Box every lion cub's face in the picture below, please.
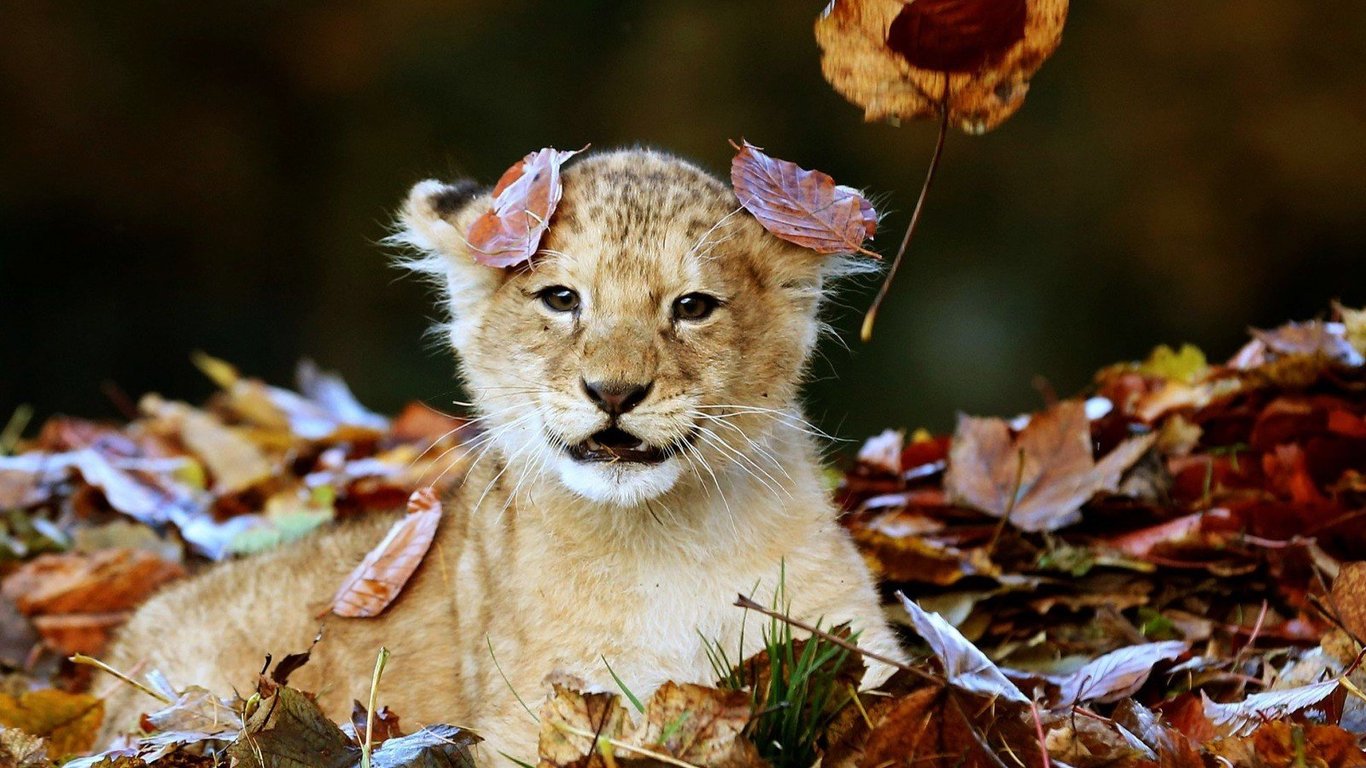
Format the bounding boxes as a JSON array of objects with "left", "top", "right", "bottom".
[{"left": 401, "top": 150, "right": 839, "bottom": 506}]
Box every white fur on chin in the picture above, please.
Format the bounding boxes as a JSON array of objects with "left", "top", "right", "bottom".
[{"left": 554, "top": 454, "right": 684, "bottom": 506}]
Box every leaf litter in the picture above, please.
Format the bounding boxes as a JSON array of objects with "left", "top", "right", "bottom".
[{"left": 3, "top": 305, "right": 1366, "bottom": 766}]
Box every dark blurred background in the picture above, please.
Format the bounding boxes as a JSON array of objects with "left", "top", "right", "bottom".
[{"left": 3, "top": 1, "right": 1365, "bottom": 443}]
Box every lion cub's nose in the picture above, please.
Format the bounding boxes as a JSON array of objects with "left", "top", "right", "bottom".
[{"left": 582, "top": 379, "right": 652, "bottom": 416}]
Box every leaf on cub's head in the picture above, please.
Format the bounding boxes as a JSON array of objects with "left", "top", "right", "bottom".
[
  {"left": 730, "top": 140, "right": 878, "bottom": 257},
  {"left": 815, "top": 0, "right": 1068, "bottom": 134},
  {"left": 466, "top": 147, "right": 583, "bottom": 268},
  {"left": 330, "top": 487, "right": 442, "bottom": 618}
]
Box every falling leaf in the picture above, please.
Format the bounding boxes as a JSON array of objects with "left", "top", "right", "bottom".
[
  {"left": 1057, "top": 640, "right": 1188, "bottom": 706},
  {"left": 943, "top": 400, "right": 1156, "bottom": 532},
  {"left": 815, "top": 0, "right": 1069, "bottom": 133},
  {"left": 0, "top": 690, "right": 103, "bottom": 757},
  {"left": 729, "top": 140, "right": 878, "bottom": 256},
  {"left": 467, "top": 147, "right": 582, "bottom": 268},
  {"left": 896, "top": 592, "right": 1028, "bottom": 703},
  {"left": 331, "top": 488, "right": 442, "bottom": 618}
]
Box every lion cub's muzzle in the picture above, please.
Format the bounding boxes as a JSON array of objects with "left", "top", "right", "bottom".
[{"left": 566, "top": 378, "right": 693, "bottom": 464}]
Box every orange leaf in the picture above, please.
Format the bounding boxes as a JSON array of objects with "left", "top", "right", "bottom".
[
  {"left": 815, "top": 0, "right": 1068, "bottom": 133},
  {"left": 729, "top": 141, "right": 877, "bottom": 256},
  {"left": 466, "top": 146, "right": 583, "bottom": 268},
  {"left": 330, "top": 487, "right": 441, "bottom": 618}
]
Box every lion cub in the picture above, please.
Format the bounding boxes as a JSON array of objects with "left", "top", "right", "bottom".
[{"left": 102, "top": 148, "right": 904, "bottom": 762}]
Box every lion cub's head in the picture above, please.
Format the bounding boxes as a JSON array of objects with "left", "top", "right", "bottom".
[{"left": 397, "top": 149, "right": 865, "bottom": 506}]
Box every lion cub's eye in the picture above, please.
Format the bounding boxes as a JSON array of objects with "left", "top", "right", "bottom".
[
  {"left": 672, "top": 293, "right": 719, "bottom": 322},
  {"left": 538, "top": 286, "right": 580, "bottom": 313}
]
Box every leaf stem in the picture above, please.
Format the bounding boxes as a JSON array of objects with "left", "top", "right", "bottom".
[
  {"left": 362, "top": 646, "right": 391, "bottom": 768},
  {"left": 861, "top": 83, "right": 951, "bottom": 342},
  {"left": 70, "top": 653, "right": 174, "bottom": 705}
]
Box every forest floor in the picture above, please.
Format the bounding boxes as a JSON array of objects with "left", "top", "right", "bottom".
[{"left": 2, "top": 304, "right": 1365, "bottom": 768}]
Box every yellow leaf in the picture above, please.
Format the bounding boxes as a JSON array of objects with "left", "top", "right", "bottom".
[{"left": 0, "top": 689, "right": 103, "bottom": 757}]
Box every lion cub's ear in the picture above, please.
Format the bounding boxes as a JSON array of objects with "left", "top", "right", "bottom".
[{"left": 395, "top": 179, "right": 501, "bottom": 351}]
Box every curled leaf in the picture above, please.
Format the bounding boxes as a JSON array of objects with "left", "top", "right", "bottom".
[
  {"left": 466, "top": 147, "right": 583, "bottom": 268},
  {"left": 815, "top": 0, "right": 1068, "bottom": 133},
  {"left": 896, "top": 591, "right": 1028, "bottom": 703},
  {"left": 330, "top": 488, "right": 442, "bottom": 618},
  {"left": 730, "top": 140, "right": 878, "bottom": 256}
]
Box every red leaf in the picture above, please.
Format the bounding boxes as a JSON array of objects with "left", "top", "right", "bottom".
[
  {"left": 466, "top": 146, "right": 582, "bottom": 268},
  {"left": 887, "top": 0, "right": 1028, "bottom": 73},
  {"left": 729, "top": 141, "right": 878, "bottom": 256},
  {"left": 330, "top": 487, "right": 442, "bottom": 618}
]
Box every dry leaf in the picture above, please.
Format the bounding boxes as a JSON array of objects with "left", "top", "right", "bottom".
[
  {"left": 1202, "top": 680, "right": 1342, "bottom": 738},
  {"left": 815, "top": 0, "right": 1068, "bottom": 133},
  {"left": 538, "top": 682, "right": 760, "bottom": 768},
  {"left": 0, "top": 726, "right": 49, "bottom": 768},
  {"left": 1249, "top": 721, "right": 1366, "bottom": 768},
  {"left": 467, "top": 147, "right": 582, "bottom": 268},
  {"left": 330, "top": 487, "right": 442, "bottom": 618},
  {"left": 140, "top": 395, "right": 273, "bottom": 495},
  {"left": 2, "top": 548, "right": 185, "bottom": 616},
  {"left": 896, "top": 592, "right": 1027, "bottom": 703},
  {"left": 1331, "top": 562, "right": 1366, "bottom": 641},
  {"left": 944, "top": 400, "right": 1156, "bottom": 532},
  {"left": 0, "top": 689, "right": 103, "bottom": 757},
  {"left": 730, "top": 140, "right": 878, "bottom": 256},
  {"left": 1057, "top": 641, "right": 1187, "bottom": 706},
  {"left": 538, "top": 685, "right": 632, "bottom": 768}
]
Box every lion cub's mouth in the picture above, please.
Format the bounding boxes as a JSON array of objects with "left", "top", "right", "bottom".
[{"left": 568, "top": 427, "right": 669, "bottom": 464}]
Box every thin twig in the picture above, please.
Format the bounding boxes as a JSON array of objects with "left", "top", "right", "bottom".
[
  {"left": 861, "top": 78, "right": 952, "bottom": 342},
  {"left": 550, "top": 722, "right": 701, "bottom": 768},
  {"left": 732, "top": 594, "right": 940, "bottom": 684},
  {"left": 362, "top": 646, "right": 391, "bottom": 768}
]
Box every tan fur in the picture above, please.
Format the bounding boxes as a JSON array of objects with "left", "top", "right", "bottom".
[{"left": 101, "top": 149, "right": 903, "bottom": 763}]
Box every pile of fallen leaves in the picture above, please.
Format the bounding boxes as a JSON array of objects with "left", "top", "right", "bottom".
[{"left": 3, "top": 305, "right": 1366, "bottom": 767}]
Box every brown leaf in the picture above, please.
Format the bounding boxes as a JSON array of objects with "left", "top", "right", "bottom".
[
  {"left": 538, "top": 685, "right": 632, "bottom": 768},
  {"left": 730, "top": 141, "right": 878, "bottom": 256},
  {"left": 859, "top": 687, "right": 1035, "bottom": 768},
  {"left": 467, "top": 147, "right": 582, "bottom": 268},
  {"left": 815, "top": 0, "right": 1068, "bottom": 133},
  {"left": 1249, "top": 721, "right": 1366, "bottom": 768},
  {"left": 348, "top": 701, "right": 403, "bottom": 747},
  {"left": 943, "top": 400, "right": 1156, "bottom": 532},
  {"left": 330, "top": 487, "right": 442, "bottom": 618},
  {"left": 0, "top": 726, "right": 50, "bottom": 768},
  {"left": 633, "top": 682, "right": 759, "bottom": 768},
  {"left": 0, "top": 689, "right": 103, "bottom": 758},
  {"left": 30, "top": 612, "right": 128, "bottom": 656},
  {"left": 1330, "top": 562, "right": 1366, "bottom": 642},
  {"left": 2, "top": 548, "right": 185, "bottom": 616}
]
